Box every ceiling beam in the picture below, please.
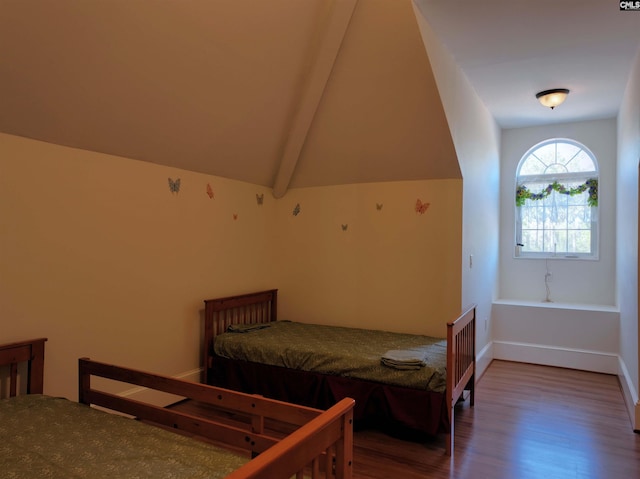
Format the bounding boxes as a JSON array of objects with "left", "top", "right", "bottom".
[{"left": 272, "top": 0, "right": 358, "bottom": 198}]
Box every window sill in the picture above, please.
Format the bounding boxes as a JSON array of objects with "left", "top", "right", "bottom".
[
  {"left": 493, "top": 299, "right": 618, "bottom": 313},
  {"left": 514, "top": 253, "right": 599, "bottom": 261}
]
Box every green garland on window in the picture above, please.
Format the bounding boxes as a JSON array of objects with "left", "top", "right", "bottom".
[{"left": 516, "top": 178, "right": 598, "bottom": 207}]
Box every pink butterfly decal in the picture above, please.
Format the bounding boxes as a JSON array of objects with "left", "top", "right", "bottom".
[
  {"left": 206, "top": 183, "right": 214, "bottom": 199},
  {"left": 415, "top": 199, "right": 430, "bottom": 214}
]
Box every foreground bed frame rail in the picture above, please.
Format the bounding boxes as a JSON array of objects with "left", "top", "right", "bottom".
[
  {"left": 203, "top": 290, "right": 476, "bottom": 456},
  {"left": 79, "top": 358, "right": 354, "bottom": 479},
  {"left": 0, "top": 338, "right": 47, "bottom": 398}
]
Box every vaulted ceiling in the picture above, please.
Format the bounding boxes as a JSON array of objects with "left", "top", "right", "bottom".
[
  {"left": 2, "top": 1, "right": 638, "bottom": 197},
  {"left": 0, "top": 0, "right": 459, "bottom": 197}
]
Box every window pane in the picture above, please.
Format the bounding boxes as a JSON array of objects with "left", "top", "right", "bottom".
[
  {"left": 566, "top": 189, "right": 589, "bottom": 206},
  {"left": 568, "top": 230, "right": 591, "bottom": 254},
  {"left": 555, "top": 143, "right": 581, "bottom": 166},
  {"left": 566, "top": 150, "right": 596, "bottom": 172},
  {"left": 521, "top": 204, "right": 542, "bottom": 229},
  {"left": 567, "top": 206, "right": 590, "bottom": 229},
  {"left": 522, "top": 229, "right": 542, "bottom": 252},
  {"left": 546, "top": 230, "right": 567, "bottom": 254},
  {"left": 532, "top": 143, "right": 556, "bottom": 165},
  {"left": 545, "top": 163, "right": 568, "bottom": 174},
  {"left": 519, "top": 156, "right": 546, "bottom": 175},
  {"left": 515, "top": 138, "right": 598, "bottom": 258}
]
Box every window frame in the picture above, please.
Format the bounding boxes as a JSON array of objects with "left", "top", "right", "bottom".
[{"left": 514, "top": 138, "right": 599, "bottom": 260}]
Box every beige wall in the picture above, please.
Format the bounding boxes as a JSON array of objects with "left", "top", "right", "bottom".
[
  {"left": 0, "top": 133, "right": 276, "bottom": 399},
  {"left": 274, "top": 181, "right": 462, "bottom": 337},
  {"left": 1, "top": 133, "right": 462, "bottom": 400}
]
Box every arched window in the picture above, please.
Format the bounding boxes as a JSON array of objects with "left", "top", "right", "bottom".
[{"left": 515, "top": 138, "right": 599, "bottom": 259}]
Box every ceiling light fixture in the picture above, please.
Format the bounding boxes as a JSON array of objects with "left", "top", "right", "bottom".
[{"left": 536, "top": 88, "right": 570, "bottom": 110}]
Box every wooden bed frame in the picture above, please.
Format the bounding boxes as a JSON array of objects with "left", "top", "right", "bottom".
[
  {"left": 203, "top": 289, "right": 476, "bottom": 455},
  {"left": 0, "top": 337, "right": 47, "bottom": 397},
  {"left": 1, "top": 338, "right": 355, "bottom": 479}
]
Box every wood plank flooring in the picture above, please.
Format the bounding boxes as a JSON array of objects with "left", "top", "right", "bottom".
[
  {"left": 174, "top": 360, "right": 640, "bottom": 478},
  {"left": 352, "top": 360, "right": 640, "bottom": 479}
]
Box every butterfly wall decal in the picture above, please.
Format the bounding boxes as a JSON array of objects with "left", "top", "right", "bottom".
[
  {"left": 168, "top": 178, "right": 181, "bottom": 194},
  {"left": 415, "top": 198, "right": 430, "bottom": 214},
  {"left": 233, "top": 213, "right": 238, "bottom": 220},
  {"left": 256, "top": 193, "right": 264, "bottom": 205},
  {"left": 206, "top": 183, "right": 214, "bottom": 199},
  {"left": 293, "top": 203, "right": 301, "bottom": 216},
  {"left": 341, "top": 224, "right": 348, "bottom": 231},
  {"left": 376, "top": 203, "right": 383, "bottom": 211}
]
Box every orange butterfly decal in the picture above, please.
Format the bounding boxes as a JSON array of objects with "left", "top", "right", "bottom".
[{"left": 415, "top": 199, "right": 430, "bottom": 214}]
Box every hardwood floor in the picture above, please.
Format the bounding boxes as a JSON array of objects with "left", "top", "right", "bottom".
[
  {"left": 352, "top": 360, "right": 640, "bottom": 479},
  {"left": 173, "top": 360, "right": 640, "bottom": 478}
]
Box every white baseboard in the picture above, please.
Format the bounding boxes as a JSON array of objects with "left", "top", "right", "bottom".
[
  {"left": 118, "top": 367, "right": 203, "bottom": 407},
  {"left": 475, "top": 341, "right": 493, "bottom": 379},
  {"left": 617, "top": 356, "right": 640, "bottom": 431},
  {"left": 492, "top": 340, "right": 619, "bottom": 374}
]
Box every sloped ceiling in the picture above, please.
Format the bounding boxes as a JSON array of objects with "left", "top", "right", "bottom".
[{"left": 0, "top": 0, "right": 460, "bottom": 196}]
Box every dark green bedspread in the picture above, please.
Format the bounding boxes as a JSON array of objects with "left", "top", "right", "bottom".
[
  {"left": 0, "top": 395, "right": 248, "bottom": 479},
  {"left": 214, "top": 321, "right": 447, "bottom": 392}
]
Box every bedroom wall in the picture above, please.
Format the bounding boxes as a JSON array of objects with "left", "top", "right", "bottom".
[
  {"left": 616, "top": 48, "right": 640, "bottom": 429},
  {"left": 1, "top": 132, "right": 466, "bottom": 401},
  {"left": 499, "top": 118, "right": 617, "bottom": 306},
  {"left": 492, "top": 120, "right": 620, "bottom": 375},
  {"left": 0, "top": 133, "right": 277, "bottom": 401},
  {"left": 273, "top": 180, "right": 462, "bottom": 338},
  {"left": 413, "top": 2, "right": 501, "bottom": 375}
]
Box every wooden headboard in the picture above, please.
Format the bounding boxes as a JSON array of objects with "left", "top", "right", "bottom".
[
  {"left": 203, "top": 289, "right": 277, "bottom": 381},
  {"left": 0, "top": 338, "right": 47, "bottom": 398}
]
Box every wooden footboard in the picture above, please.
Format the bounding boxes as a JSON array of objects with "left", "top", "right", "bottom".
[
  {"left": 0, "top": 338, "right": 47, "bottom": 398},
  {"left": 446, "top": 304, "right": 476, "bottom": 455},
  {"left": 79, "top": 358, "right": 354, "bottom": 479}
]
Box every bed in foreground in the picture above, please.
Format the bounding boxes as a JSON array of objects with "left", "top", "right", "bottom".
[
  {"left": 203, "top": 289, "right": 476, "bottom": 455},
  {"left": 0, "top": 338, "right": 354, "bottom": 479}
]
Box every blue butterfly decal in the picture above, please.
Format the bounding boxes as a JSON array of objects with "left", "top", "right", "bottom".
[
  {"left": 168, "top": 177, "right": 181, "bottom": 194},
  {"left": 256, "top": 193, "right": 264, "bottom": 205},
  {"left": 293, "top": 203, "right": 301, "bottom": 216}
]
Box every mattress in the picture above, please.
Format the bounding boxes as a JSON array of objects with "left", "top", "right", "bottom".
[
  {"left": 214, "top": 320, "right": 447, "bottom": 392},
  {"left": 0, "top": 394, "right": 248, "bottom": 479}
]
